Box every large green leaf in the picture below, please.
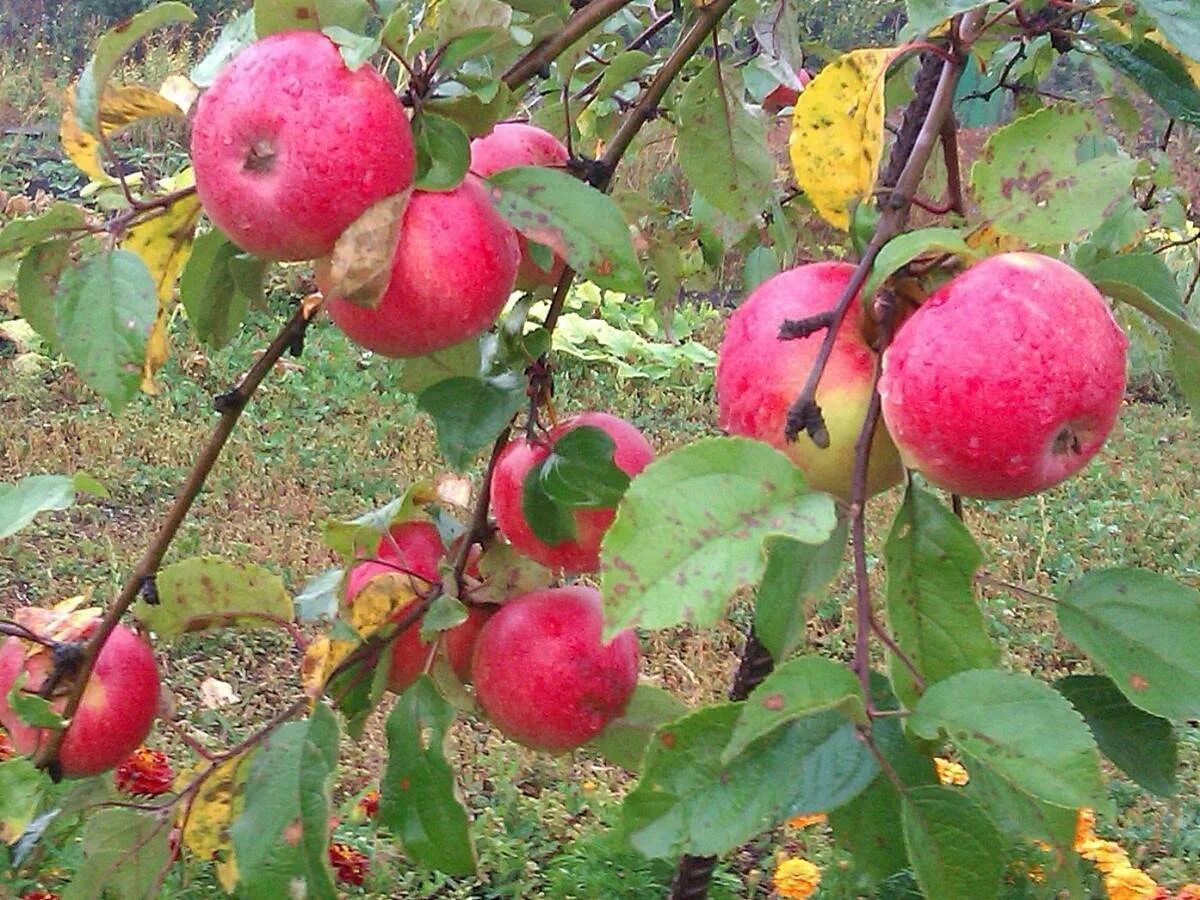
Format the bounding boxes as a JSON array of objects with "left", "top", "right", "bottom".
[
  {"left": 621, "top": 704, "right": 876, "bottom": 859},
  {"left": 908, "top": 670, "right": 1110, "bottom": 813},
  {"left": 416, "top": 375, "right": 524, "bottom": 471},
  {"left": 600, "top": 437, "right": 837, "bottom": 637},
  {"left": 863, "top": 228, "right": 978, "bottom": 299},
  {"left": 132, "top": 556, "right": 294, "bottom": 639},
  {"left": 321, "top": 484, "right": 431, "bottom": 561},
  {"left": 254, "top": 0, "right": 369, "bottom": 37},
  {"left": 0, "top": 203, "right": 88, "bottom": 258},
  {"left": 0, "top": 472, "right": 106, "bottom": 540},
  {"left": 1056, "top": 674, "right": 1177, "bottom": 796},
  {"left": 901, "top": 786, "right": 1005, "bottom": 900},
  {"left": 1136, "top": 0, "right": 1200, "bottom": 62},
  {"left": 1058, "top": 568, "right": 1200, "bottom": 721},
  {"left": 676, "top": 61, "right": 775, "bottom": 226},
  {"left": 904, "top": 0, "right": 993, "bottom": 36},
  {"left": 179, "top": 230, "right": 265, "bottom": 349},
  {"left": 487, "top": 167, "right": 644, "bottom": 294},
  {"left": 55, "top": 250, "right": 158, "bottom": 411},
  {"left": 62, "top": 808, "right": 172, "bottom": 900},
  {"left": 970, "top": 106, "right": 1137, "bottom": 245},
  {"left": 962, "top": 762, "right": 1077, "bottom": 849},
  {"left": 190, "top": 9, "right": 256, "bottom": 86},
  {"left": 412, "top": 113, "right": 470, "bottom": 192},
  {"left": 1093, "top": 37, "right": 1200, "bottom": 125},
  {"left": 0, "top": 759, "right": 48, "bottom": 845},
  {"left": 884, "top": 486, "right": 998, "bottom": 707},
  {"left": 753, "top": 520, "right": 848, "bottom": 663},
  {"left": 589, "top": 684, "right": 689, "bottom": 773},
  {"left": 17, "top": 240, "right": 70, "bottom": 349},
  {"left": 380, "top": 677, "right": 475, "bottom": 875},
  {"left": 229, "top": 704, "right": 339, "bottom": 900}
]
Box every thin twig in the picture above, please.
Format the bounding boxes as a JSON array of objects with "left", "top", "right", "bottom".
[{"left": 502, "top": 0, "right": 637, "bottom": 89}]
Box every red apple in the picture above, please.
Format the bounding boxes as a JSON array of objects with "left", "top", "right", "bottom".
[
  {"left": 190, "top": 30, "right": 415, "bottom": 261},
  {"left": 716, "top": 261, "right": 903, "bottom": 500},
  {"left": 0, "top": 622, "right": 160, "bottom": 778},
  {"left": 469, "top": 122, "right": 570, "bottom": 289},
  {"left": 322, "top": 176, "right": 520, "bottom": 357},
  {"left": 489, "top": 412, "right": 654, "bottom": 573},
  {"left": 471, "top": 585, "right": 639, "bottom": 752},
  {"left": 879, "top": 252, "right": 1128, "bottom": 499}
]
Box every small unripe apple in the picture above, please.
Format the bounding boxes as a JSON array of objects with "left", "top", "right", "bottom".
[
  {"left": 879, "top": 252, "right": 1128, "bottom": 499},
  {"left": 0, "top": 623, "right": 160, "bottom": 778},
  {"left": 471, "top": 586, "right": 639, "bottom": 752},
  {"left": 190, "top": 30, "right": 415, "bottom": 261},
  {"left": 469, "top": 122, "right": 570, "bottom": 289},
  {"left": 716, "top": 261, "right": 903, "bottom": 500},
  {"left": 489, "top": 412, "right": 655, "bottom": 573},
  {"left": 322, "top": 177, "right": 520, "bottom": 357}
]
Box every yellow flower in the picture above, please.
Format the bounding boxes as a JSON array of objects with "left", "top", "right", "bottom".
[
  {"left": 773, "top": 857, "right": 820, "bottom": 899},
  {"left": 934, "top": 757, "right": 969, "bottom": 786},
  {"left": 786, "top": 813, "right": 827, "bottom": 830},
  {"left": 1074, "top": 807, "right": 1097, "bottom": 848},
  {"left": 1103, "top": 865, "right": 1161, "bottom": 900},
  {"left": 1177, "top": 884, "right": 1200, "bottom": 900},
  {"left": 1076, "top": 837, "right": 1131, "bottom": 874}
]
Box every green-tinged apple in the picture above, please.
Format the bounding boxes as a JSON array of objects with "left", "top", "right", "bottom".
[
  {"left": 470, "top": 121, "right": 570, "bottom": 289},
  {"left": 0, "top": 617, "right": 159, "bottom": 778},
  {"left": 716, "top": 261, "right": 903, "bottom": 500},
  {"left": 190, "top": 30, "right": 415, "bottom": 261},
  {"left": 471, "top": 586, "right": 639, "bottom": 752},
  {"left": 322, "top": 177, "right": 520, "bottom": 357},
  {"left": 490, "top": 412, "right": 654, "bottom": 573},
  {"left": 879, "top": 252, "right": 1128, "bottom": 499}
]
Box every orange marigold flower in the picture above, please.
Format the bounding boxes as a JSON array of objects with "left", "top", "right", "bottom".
[
  {"left": 1177, "top": 884, "right": 1200, "bottom": 900},
  {"left": 1076, "top": 837, "right": 1131, "bottom": 875},
  {"left": 357, "top": 789, "right": 380, "bottom": 819},
  {"left": 934, "top": 757, "right": 969, "bottom": 786},
  {"left": 1074, "top": 807, "right": 1097, "bottom": 848},
  {"left": 1027, "top": 864, "right": 1046, "bottom": 884},
  {"left": 329, "top": 841, "right": 369, "bottom": 886},
  {"left": 773, "top": 856, "right": 820, "bottom": 899},
  {"left": 114, "top": 748, "right": 174, "bottom": 797},
  {"left": 1104, "top": 866, "right": 1161, "bottom": 900},
  {"left": 0, "top": 729, "right": 12, "bottom": 762},
  {"left": 785, "top": 813, "right": 827, "bottom": 830}
]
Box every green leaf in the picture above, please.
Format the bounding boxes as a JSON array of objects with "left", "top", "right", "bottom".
[
  {"left": 61, "top": 808, "right": 172, "bottom": 900},
  {"left": 724, "top": 656, "right": 866, "bottom": 764},
  {"left": 321, "top": 485, "right": 431, "bottom": 561},
  {"left": 416, "top": 376, "right": 525, "bottom": 471},
  {"left": 0, "top": 203, "right": 88, "bottom": 258},
  {"left": 0, "top": 472, "right": 105, "bottom": 540},
  {"left": 324, "top": 25, "right": 380, "bottom": 69},
  {"left": 430, "top": 0, "right": 511, "bottom": 48},
  {"left": 413, "top": 113, "right": 471, "bottom": 192},
  {"left": 254, "top": 0, "right": 369, "bottom": 37},
  {"left": 520, "top": 467, "right": 578, "bottom": 545},
  {"left": 901, "top": 786, "right": 1005, "bottom": 900},
  {"left": 589, "top": 684, "right": 688, "bottom": 772},
  {"left": 676, "top": 62, "right": 775, "bottom": 226},
  {"left": 1135, "top": 0, "right": 1200, "bottom": 62},
  {"left": 538, "top": 425, "right": 631, "bottom": 508},
  {"left": 180, "top": 230, "right": 265, "bottom": 349},
  {"left": 884, "top": 486, "right": 998, "bottom": 707},
  {"left": 326, "top": 646, "right": 391, "bottom": 739},
  {"left": 75, "top": 2, "right": 197, "bottom": 133},
  {"left": 419, "top": 594, "right": 468, "bottom": 642},
  {"left": 397, "top": 340, "right": 482, "bottom": 394},
  {"left": 1079, "top": 252, "right": 1181, "bottom": 315},
  {"left": 17, "top": 240, "right": 70, "bottom": 349},
  {"left": 621, "top": 704, "right": 876, "bottom": 858},
  {"left": 487, "top": 167, "right": 644, "bottom": 294},
  {"left": 7, "top": 672, "right": 65, "bottom": 730},
  {"left": 963, "top": 764, "right": 1075, "bottom": 852},
  {"left": 1058, "top": 568, "right": 1200, "bottom": 721},
  {"left": 132, "top": 556, "right": 293, "bottom": 639},
  {"left": 863, "top": 228, "right": 978, "bottom": 298},
  {"left": 595, "top": 50, "right": 652, "bottom": 99},
  {"left": 742, "top": 245, "right": 780, "bottom": 293},
  {"left": 0, "top": 758, "right": 48, "bottom": 845},
  {"left": 1056, "top": 674, "right": 1177, "bottom": 796},
  {"left": 380, "top": 677, "right": 476, "bottom": 875},
  {"left": 970, "top": 105, "right": 1137, "bottom": 245},
  {"left": 753, "top": 520, "right": 848, "bottom": 662},
  {"left": 230, "top": 703, "right": 340, "bottom": 900},
  {"left": 425, "top": 82, "right": 516, "bottom": 137},
  {"left": 600, "top": 437, "right": 837, "bottom": 637},
  {"left": 908, "top": 670, "right": 1110, "bottom": 813},
  {"left": 55, "top": 249, "right": 157, "bottom": 411},
  {"left": 191, "top": 9, "right": 256, "bottom": 87},
  {"left": 905, "top": 0, "right": 993, "bottom": 37},
  {"left": 1093, "top": 37, "right": 1200, "bottom": 126},
  {"left": 295, "top": 567, "right": 344, "bottom": 622}
]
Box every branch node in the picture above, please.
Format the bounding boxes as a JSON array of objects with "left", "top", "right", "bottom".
[
  {"left": 786, "top": 399, "right": 829, "bottom": 448},
  {"left": 212, "top": 389, "right": 245, "bottom": 414},
  {"left": 778, "top": 312, "right": 834, "bottom": 341},
  {"left": 139, "top": 575, "right": 160, "bottom": 606}
]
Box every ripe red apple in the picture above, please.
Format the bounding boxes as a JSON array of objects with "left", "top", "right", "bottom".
[
  {"left": 469, "top": 122, "right": 570, "bottom": 289},
  {"left": 190, "top": 30, "right": 415, "bottom": 261},
  {"left": 716, "top": 261, "right": 903, "bottom": 500},
  {"left": 322, "top": 176, "right": 520, "bottom": 357},
  {"left": 0, "top": 622, "right": 160, "bottom": 778},
  {"left": 489, "top": 412, "right": 654, "bottom": 573},
  {"left": 471, "top": 585, "right": 639, "bottom": 752},
  {"left": 879, "top": 252, "right": 1127, "bottom": 499}
]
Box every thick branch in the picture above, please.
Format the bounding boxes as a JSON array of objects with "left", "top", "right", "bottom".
[{"left": 502, "top": 0, "right": 636, "bottom": 90}]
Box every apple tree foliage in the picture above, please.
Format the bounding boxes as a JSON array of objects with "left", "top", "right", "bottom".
[{"left": 2, "top": 0, "right": 1200, "bottom": 896}]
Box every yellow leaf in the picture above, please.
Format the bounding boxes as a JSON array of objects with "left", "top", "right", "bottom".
[
  {"left": 789, "top": 48, "right": 895, "bottom": 230},
  {"left": 347, "top": 571, "right": 422, "bottom": 636},
  {"left": 964, "top": 221, "right": 1027, "bottom": 255},
  {"left": 300, "top": 635, "right": 357, "bottom": 699},
  {"left": 120, "top": 183, "right": 201, "bottom": 393},
  {"left": 60, "top": 84, "right": 183, "bottom": 183},
  {"left": 178, "top": 752, "right": 252, "bottom": 891}
]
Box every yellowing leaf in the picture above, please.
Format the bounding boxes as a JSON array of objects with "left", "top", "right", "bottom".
[
  {"left": 178, "top": 752, "right": 252, "bottom": 891},
  {"left": 789, "top": 48, "right": 895, "bottom": 230},
  {"left": 964, "top": 221, "right": 1027, "bottom": 255},
  {"left": 347, "top": 571, "right": 421, "bottom": 636},
  {"left": 300, "top": 635, "right": 356, "bottom": 699},
  {"left": 60, "top": 84, "right": 183, "bottom": 183},
  {"left": 120, "top": 183, "right": 201, "bottom": 393}
]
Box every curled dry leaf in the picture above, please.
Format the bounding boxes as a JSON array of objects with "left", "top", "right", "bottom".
[
  {"left": 435, "top": 473, "right": 474, "bottom": 511},
  {"left": 198, "top": 677, "right": 239, "bottom": 709},
  {"left": 322, "top": 189, "right": 412, "bottom": 309}
]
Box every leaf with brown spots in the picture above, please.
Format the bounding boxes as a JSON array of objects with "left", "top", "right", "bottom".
[
  {"left": 179, "top": 751, "right": 255, "bottom": 892},
  {"left": 589, "top": 683, "right": 688, "bottom": 772},
  {"left": 320, "top": 190, "right": 410, "bottom": 309}
]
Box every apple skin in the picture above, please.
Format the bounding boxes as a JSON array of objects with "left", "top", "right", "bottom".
[
  {"left": 879, "top": 252, "right": 1128, "bottom": 499},
  {"left": 322, "top": 176, "right": 520, "bottom": 357},
  {"left": 471, "top": 585, "right": 639, "bottom": 752},
  {"left": 0, "top": 624, "right": 160, "bottom": 778},
  {"left": 190, "top": 30, "right": 415, "bottom": 262},
  {"left": 469, "top": 122, "right": 570, "bottom": 289},
  {"left": 489, "top": 412, "right": 655, "bottom": 573},
  {"left": 716, "top": 261, "right": 903, "bottom": 500}
]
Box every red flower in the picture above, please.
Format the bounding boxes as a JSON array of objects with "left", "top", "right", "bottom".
[
  {"left": 357, "top": 789, "right": 380, "bottom": 819},
  {"left": 329, "top": 841, "right": 369, "bottom": 886},
  {"left": 113, "top": 747, "right": 174, "bottom": 797},
  {"left": 21, "top": 891, "right": 60, "bottom": 900}
]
